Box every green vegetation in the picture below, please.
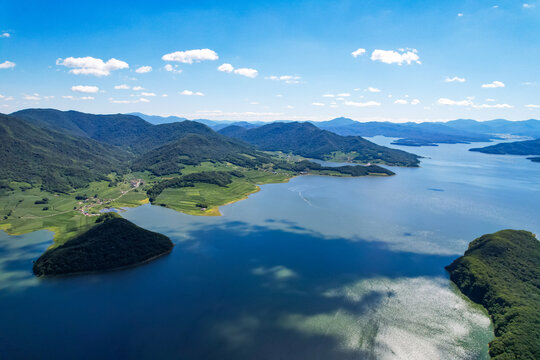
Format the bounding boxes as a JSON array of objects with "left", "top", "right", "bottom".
[
  {"left": 0, "top": 114, "right": 130, "bottom": 192},
  {"left": 33, "top": 214, "right": 173, "bottom": 276},
  {"left": 470, "top": 138, "right": 540, "bottom": 156},
  {"left": 446, "top": 230, "right": 540, "bottom": 359},
  {"left": 218, "top": 122, "right": 420, "bottom": 167}
]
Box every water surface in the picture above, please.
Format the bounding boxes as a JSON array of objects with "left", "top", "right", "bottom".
[{"left": 1, "top": 138, "right": 538, "bottom": 359}]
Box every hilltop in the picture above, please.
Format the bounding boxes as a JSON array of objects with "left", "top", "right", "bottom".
[
  {"left": 470, "top": 138, "right": 540, "bottom": 161},
  {"left": 219, "top": 122, "right": 420, "bottom": 167}
]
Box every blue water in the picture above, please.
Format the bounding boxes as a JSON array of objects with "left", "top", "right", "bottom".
[{"left": 0, "top": 138, "right": 538, "bottom": 359}]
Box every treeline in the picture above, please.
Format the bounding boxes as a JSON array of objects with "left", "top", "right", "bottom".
[
  {"left": 147, "top": 170, "right": 245, "bottom": 201},
  {"left": 276, "top": 160, "right": 394, "bottom": 176},
  {"left": 446, "top": 230, "right": 540, "bottom": 359}
]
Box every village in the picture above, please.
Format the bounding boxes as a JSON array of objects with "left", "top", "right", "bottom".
[{"left": 77, "top": 178, "right": 144, "bottom": 216}]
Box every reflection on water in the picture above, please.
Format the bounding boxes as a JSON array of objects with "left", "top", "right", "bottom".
[{"left": 1, "top": 138, "right": 538, "bottom": 359}]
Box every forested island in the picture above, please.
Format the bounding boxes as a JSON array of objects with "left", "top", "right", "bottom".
[
  {"left": 33, "top": 213, "right": 173, "bottom": 276},
  {"left": 470, "top": 138, "right": 540, "bottom": 162},
  {"left": 446, "top": 230, "right": 540, "bottom": 359}
]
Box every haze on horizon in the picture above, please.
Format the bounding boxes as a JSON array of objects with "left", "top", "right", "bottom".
[{"left": 0, "top": 0, "right": 539, "bottom": 123}]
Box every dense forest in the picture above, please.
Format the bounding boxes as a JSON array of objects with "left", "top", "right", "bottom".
[
  {"left": 219, "top": 122, "right": 420, "bottom": 166},
  {"left": 446, "top": 230, "right": 540, "bottom": 360},
  {"left": 470, "top": 138, "right": 540, "bottom": 156},
  {"left": 33, "top": 214, "right": 173, "bottom": 276},
  {"left": 0, "top": 114, "right": 130, "bottom": 192}
]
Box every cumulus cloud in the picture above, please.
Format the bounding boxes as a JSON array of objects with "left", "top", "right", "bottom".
[
  {"left": 23, "top": 93, "right": 42, "bottom": 101},
  {"left": 367, "top": 87, "right": 381, "bottom": 92},
  {"left": 80, "top": 96, "right": 94, "bottom": 100},
  {"left": 344, "top": 100, "right": 381, "bottom": 107},
  {"left": 114, "top": 84, "right": 130, "bottom": 90},
  {"left": 162, "top": 49, "right": 218, "bottom": 63},
  {"left": 71, "top": 85, "right": 99, "bottom": 93},
  {"left": 218, "top": 63, "right": 234, "bottom": 73},
  {"left": 445, "top": 76, "right": 466, "bottom": 83},
  {"left": 322, "top": 94, "right": 335, "bottom": 98},
  {"left": 337, "top": 93, "right": 350, "bottom": 97},
  {"left": 312, "top": 102, "right": 325, "bottom": 106},
  {"left": 474, "top": 103, "right": 513, "bottom": 109},
  {"left": 394, "top": 99, "right": 408, "bottom": 104},
  {"left": 481, "top": 81, "right": 505, "bottom": 88},
  {"left": 164, "top": 64, "right": 182, "bottom": 73},
  {"left": 0, "top": 60, "right": 15, "bottom": 69},
  {"left": 140, "top": 92, "right": 156, "bottom": 97},
  {"left": 234, "top": 68, "right": 258, "bottom": 78},
  {"left": 0, "top": 33, "right": 10, "bottom": 38},
  {"left": 525, "top": 104, "right": 540, "bottom": 108},
  {"left": 139, "top": 98, "right": 150, "bottom": 103},
  {"left": 371, "top": 49, "right": 420, "bottom": 65},
  {"left": 135, "top": 66, "right": 152, "bottom": 73},
  {"left": 56, "top": 56, "right": 129, "bottom": 76},
  {"left": 411, "top": 99, "right": 421, "bottom": 105},
  {"left": 132, "top": 86, "right": 144, "bottom": 91},
  {"left": 351, "top": 48, "right": 366, "bottom": 58},
  {"left": 218, "top": 63, "right": 258, "bottom": 78},
  {"left": 266, "top": 75, "right": 301, "bottom": 84},
  {"left": 180, "top": 90, "right": 204, "bottom": 96}
]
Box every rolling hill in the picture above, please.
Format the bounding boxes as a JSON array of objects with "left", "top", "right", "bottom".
[
  {"left": 219, "top": 122, "right": 420, "bottom": 167},
  {"left": 0, "top": 113, "right": 130, "bottom": 192},
  {"left": 470, "top": 138, "right": 540, "bottom": 161}
]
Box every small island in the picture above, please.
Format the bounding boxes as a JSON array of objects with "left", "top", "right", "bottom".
[
  {"left": 33, "top": 213, "right": 173, "bottom": 277},
  {"left": 446, "top": 230, "right": 540, "bottom": 360},
  {"left": 470, "top": 138, "right": 540, "bottom": 162}
]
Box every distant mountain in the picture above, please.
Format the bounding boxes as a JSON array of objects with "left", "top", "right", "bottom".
[
  {"left": 470, "top": 138, "right": 540, "bottom": 161},
  {"left": 313, "top": 118, "right": 493, "bottom": 146},
  {"left": 446, "top": 119, "right": 540, "bottom": 138},
  {"left": 132, "top": 133, "right": 272, "bottom": 176},
  {"left": 12, "top": 109, "right": 216, "bottom": 154},
  {"left": 128, "top": 112, "right": 187, "bottom": 125},
  {"left": 0, "top": 113, "right": 130, "bottom": 192},
  {"left": 219, "top": 122, "right": 420, "bottom": 167}
]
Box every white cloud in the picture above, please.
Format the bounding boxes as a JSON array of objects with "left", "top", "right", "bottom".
[
  {"left": 437, "top": 98, "right": 473, "bottom": 106},
  {"left": 523, "top": 3, "right": 535, "bottom": 8},
  {"left": 437, "top": 97, "right": 512, "bottom": 109},
  {"left": 286, "top": 105, "right": 294, "bottom": 109},
  {"left": 312, "top": 102, "right": 325, "bottom": 106},
  {"left": 344, "top": 100, "right": 381, "bottom": 107},
  {"left": 367, "top": 87, "right": 381, "bottom": 93},
  {"left": 132, "top": 86, "right": 144, "bottom": 91},
  {"left": 180, "top": 90, "right": 204, "bottom": 96},
  {"left": 162, "top": 94, "right": 168, "bottom": 97},
  {"left": 23, "top": 93, "right": 41, "bottom": 101},
  {"left": 249, "top": 101, "right": 259, "bottom": 105},
  {"left": 56, "top": 56, "right": 128, "bottom": 76},
  {"left": 218, "top": 63, "right": 234, "bottom": 73},
  {"left": 351, "top": 48, "right": 366, "bottom": 58},
  {"left": 411, "top": 99, "right": 421, "bottom": 105},
  {"left": 62, "top": 95, "right": 74, "bottom": 99},
  {"left": 164, "top": 64, "right": 182, "bottom": 73},
  {"left": 135, "top": 66, "right": 152, "bottom": 74},
  {"left": 525, "top": 104, "right": 540, "bottom": 108},
  {"left": 114, "top": 84, "right": 130, "bottom": 90},
  {"left": 80, "top": 96, "right": 94, "bottom": 100},
  {"left": 266, "top": 75, "right": 301, "bottom": 84},
  {"left": 370, "top": 49, "right": 420, "bottom": 65},
  {"left": 481, "top": 80, "right": 505, "bottom": 88},
  {"left": 140, "top": 92, "right": 156, "bottom": 96},
  {"left": 336, "top": 93, "right": 350, "bottom": 97},
  {"left": 0, "top": 33, "right": 10, "bottom": 38},
  {"left": 162, "top": 49, "right": 218, "bottom": 64},
  {"left": 394, "top": 99, "right": 408, "bottom": 105},
  {"left": 485, "top": 98, "right": 496, "bottom": 102},
  {"left": 322, "top": 94, "right": 335, "bottom": 98},
  {"left": 110, "top": 99, "right": 132, "bottom": 104},
  {"left": 138, "top": 98, "right": 150, "bottom": 103},
  {"left": 445, "top": 76, "right": 466, "bottom": 83},
  {"left": 457, "top": 13, "right": 464, "bottom": 16},
  {"left": 71, "top": 85, "right": 99, "bottom": 93},
  {"left": 234, "top": 68, "right": 258, "bottom": 78},
  {"left": 0, "top": 60, "right": 15, "bottom": 69}
]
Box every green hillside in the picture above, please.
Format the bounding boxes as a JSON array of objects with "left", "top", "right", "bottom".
[
  {"left": 0, "top": 114, "right": 130, "bottom": 193},
  {"left": 219, "top": 122, "right": 420, "bottom": 167},
  {"left": 446, "top": 230, "right": 540, "bottom": 360},
  {"left": 470, "top": 138, "right": 540, "bottom": 159}
]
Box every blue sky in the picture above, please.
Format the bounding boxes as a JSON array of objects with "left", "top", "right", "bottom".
[{"left": 1, "top": 0, "right": 539, "bottom": 122}]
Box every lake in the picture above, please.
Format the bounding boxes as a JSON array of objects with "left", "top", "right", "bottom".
[{"left": 1, "top": 138, "right": 538, "bottom": 359}]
